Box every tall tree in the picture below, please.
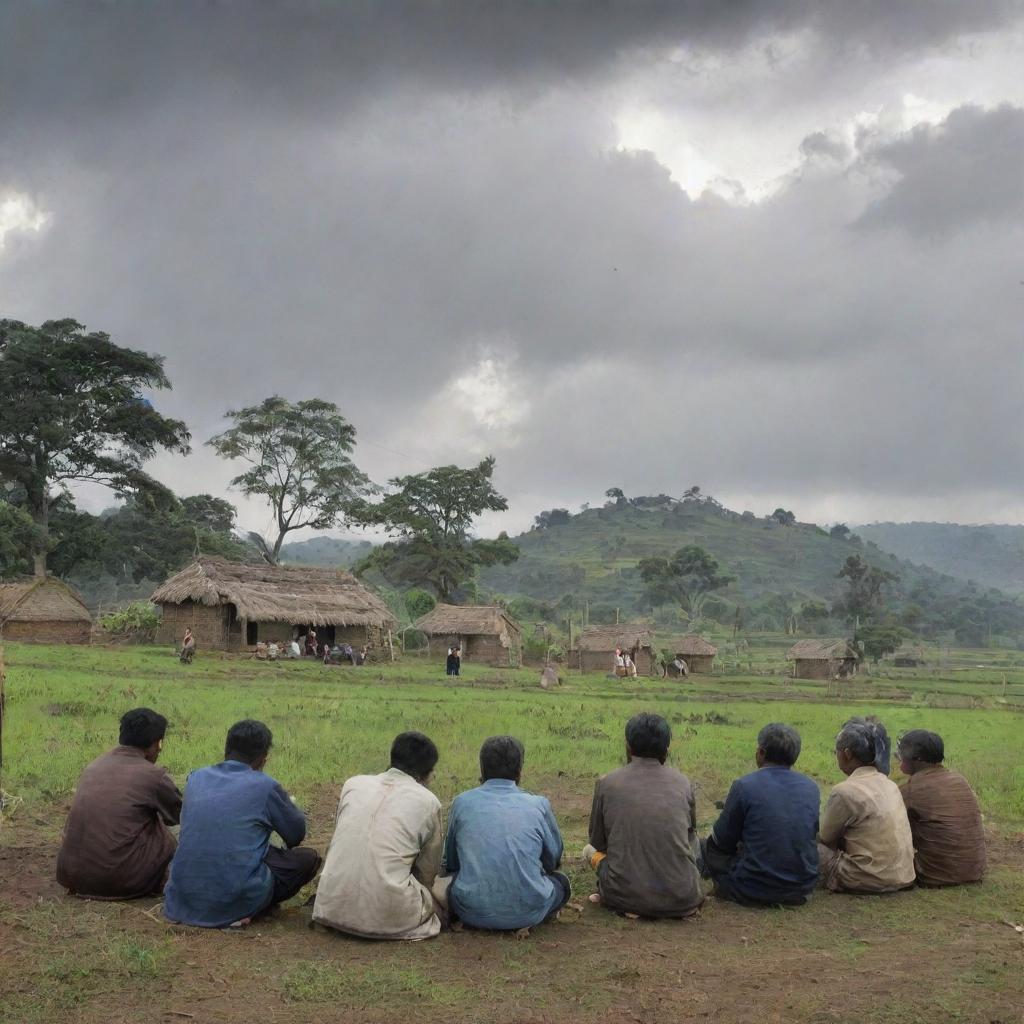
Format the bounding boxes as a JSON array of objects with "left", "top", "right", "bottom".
[
  {"left": 207, "top": 396, "right": 370, "bottom": 564},
  {"left": 0, "top": 319, "right": 191, "bottom": 575},
  {"left": 837, "top": 554, "right": 899, "bottom": 622},
  {"left": 639, "top": 544, "right": 734, "bottom": 620},
  {"left": 354, "top": 457, "right": 518, "bottom": 601}
]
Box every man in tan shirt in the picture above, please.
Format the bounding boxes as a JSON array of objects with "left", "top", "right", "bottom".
[
  {"left": 897, "top": 730, "right": 986, "bottom": 886},
  {"left": 312, "top": 732, "right": 445, "bottom": 940},
  {"left": 818, "top": 719, "right": 915, "bottom": 893}
]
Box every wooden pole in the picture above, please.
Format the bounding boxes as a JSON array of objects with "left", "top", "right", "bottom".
[
  {"left": 0, "top": 646, "right": 6, "bottom": 777},
  {"left": 387, "top": 628, "right": 395, "bottom": 663}
]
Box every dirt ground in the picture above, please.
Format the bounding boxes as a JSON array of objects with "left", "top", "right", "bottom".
[{"left": 2, "top": 798, "right": 1023, "bottom": 1024}]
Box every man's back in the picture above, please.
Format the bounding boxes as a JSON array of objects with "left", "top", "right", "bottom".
[
  {"left": 164, "top": 760, "right": 306, "bottom": 927},
  {"left": 313, "top": 769, "right": 443, "bottom": 939},
  {"left": 444, "top": 780, "right": 564, "bottom": 930},
  {"left": 711, "top": 765, "right": 819, "bottom": 903},
  {"left": 56, "top": 746, "right": 181, "bottom": 899},
  {"left": 901, "top": 765, "right": 986, "bottom": 885},
  {"left": 589, "top": 758, "right": 703, "bottom": 918}
]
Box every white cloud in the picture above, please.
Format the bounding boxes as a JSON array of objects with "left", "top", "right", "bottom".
[{"left": 0, "top": 192, "right": 50, "bottom": 250}]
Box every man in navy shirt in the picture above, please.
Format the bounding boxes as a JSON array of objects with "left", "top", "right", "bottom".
[
  {"left": 164, "top": 720, "right": 320, "bottom": 927},
  {"left": 701, "top": 722, "right": 819, "bottom": 907}
]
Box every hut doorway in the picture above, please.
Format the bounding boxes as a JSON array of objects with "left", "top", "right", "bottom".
[
  {"left": 296, "top": 624, "right": 336, "bottom": 646},
  {"left": 246, "top": 621, "right": 258, "bottom": 645}
]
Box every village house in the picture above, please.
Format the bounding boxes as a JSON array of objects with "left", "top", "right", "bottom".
[
  {"left": 414, "top": 604, "right": 523, "bottom": 667},
  {"left": 571, "top": 624, "right": 657, "bottom": 676},
  {"left": 152, "top": 557, "right": 395, "bottom": 653},
  {"left": 786, "top": 638, "right": 860, "bottom": 680},
  {"left": 675, "top": 634, "right": 718, "bottom": 674},
  {"left": 0, "top": 577, "right": 92, "bottom": 644}
]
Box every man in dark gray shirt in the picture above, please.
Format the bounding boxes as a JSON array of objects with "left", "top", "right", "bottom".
[{"left": 584, "top": 713, "right": 704, "bottom": 918}]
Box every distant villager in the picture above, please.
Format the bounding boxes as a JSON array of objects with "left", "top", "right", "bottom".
[
  {"left": 540, "top": 665, "right": 560, "bottom": 690},
  {"left": 446, "top": 644, "right": 461, "bottom": 677},
  {"left": 180, "top": 627, "right": 196, "bottom": 664}
]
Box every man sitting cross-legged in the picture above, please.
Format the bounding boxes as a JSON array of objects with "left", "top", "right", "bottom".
[
  {"left": 700, "top": 723, "right": 820, "bottom": 906},
  {"left": 818, "top": 718, "right": 915, "bottom": 893},
  {"left": 163, "top": 720, "right": 321, "bottom": 927},
  {"left": 57, "top": 708, "right": 182, "bottom": 900},
  {"left": 897, "top": 729, "right": 986, "bottom": 887},
  {"left": 584, "top": 713, "right": 703, "bottom": 919},
  {"left": 313, "top": 731, "right": 447, "bottom": 940},
  {"left": 442, "top": 736, "right": 570, "bottom": 931}
]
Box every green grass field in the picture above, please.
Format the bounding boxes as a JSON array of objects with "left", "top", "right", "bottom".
[{"left": 2, "top": 642, "right": 1023, "bottom": 1024}]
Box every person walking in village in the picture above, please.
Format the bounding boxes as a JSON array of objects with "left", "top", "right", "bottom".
[
  {"left": 442, "top": 736, "right": 570, "bottom": 931},
  {"left": 818, "top": 718, "right": 915, "bottom": 893},
  {"left": 56, "top": 708, "right": 182, "bottom": 900},
  {"left": 700, "top": 723, "right": 820, "bottom": 906},
  {"left": 313, "top": 732, "right": 446, "bottom": 940},
  {"left": 583, "top": 713, "right": 704, "bottom": 919},
  {"left": 305, "top": 628, "right": 318, "bottom": 656},
  {"left": 180, "top": 627, "right": 195, "bottom": 663},
  {"left": 163, "top": 720, "right": 321, "bottom": 928},
  {"left": 897, "top": 729, "right": 986, "bottom": 886},
  {"left": 613, "top": 646, "right": 626, "bottom": 677},
  {"left": 446, "top": 643, "right": 461, "bottom": 677},
  {"left": 622, "top": 650, "right": 638, "bottom": 678}
]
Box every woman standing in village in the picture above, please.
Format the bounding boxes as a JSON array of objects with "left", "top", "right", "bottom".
[
  {"left": 446, "top": 643, "right": 461, "bottom": 677},
  {"left": 180, "top": 628, "right": 196, "bottom": 664}
]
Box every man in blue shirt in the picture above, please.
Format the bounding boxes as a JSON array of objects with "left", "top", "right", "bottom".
[
  {"left": 442, "top": 735, "right": 569, "bottom": 931},
  {"left": 164, "top": 720, "right": 320, "bottom": 928},
  {"left": 701, "top": 722, "right": 819, "bottom": 907}
]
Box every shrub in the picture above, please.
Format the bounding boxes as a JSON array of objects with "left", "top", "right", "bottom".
[{"left": 99, "top": 602, "right": 160, "bottom": 638}]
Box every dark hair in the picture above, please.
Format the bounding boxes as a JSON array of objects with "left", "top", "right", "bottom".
[
  {"left": 390, "top": 731, "right": 439, "bottom": 780},
  {"left": 479, "top": 735, "right": 524, "bottom": 782},
  {"left": 757, "top": 723, "right": 801, "bottom": 766},
  {"left": 625, "top": 713, "right": 671, "bottom": 763},
  {"left": 836, "top": 717, "right": 891, "bottom": 773},
  {"left": 119, "top": 708, "right": 168, "bottom": 749},
  {"left": 897, "top": 729, "right": 944, "bottom": 765},
  {"left": 225, "top": 719, "right": 273, "bottom": 764}
]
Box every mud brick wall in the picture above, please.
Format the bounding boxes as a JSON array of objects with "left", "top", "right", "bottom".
[
  {"left": 1, "top": 620, "right": 91, "bottom": 644},
  {"left": 156, "top": 602, "right": 227, "bottom": 650}
]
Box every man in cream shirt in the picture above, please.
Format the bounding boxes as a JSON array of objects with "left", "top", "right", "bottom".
[{"left": 313, "top": 732, "right": 445, "bottom": 940}]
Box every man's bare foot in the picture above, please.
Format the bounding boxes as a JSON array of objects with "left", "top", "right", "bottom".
[
  {"left": 514, "top": 927, "right": 531, "bottom": 940},
  {"left": 227, "top": 916, "right": 252, "bottom": 929},
  {"left": 587, "top": 892, "right": 602, "bottom": 905}
]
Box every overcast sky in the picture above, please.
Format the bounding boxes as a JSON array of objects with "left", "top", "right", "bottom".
[{"left": 2, "top": 1, "right": 1023, "bottom": 540}]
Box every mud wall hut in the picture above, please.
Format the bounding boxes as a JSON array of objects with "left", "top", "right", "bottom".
[
  {"left": 675, "top": 635, "right": 718, "bottom": 674},
  {"left": 0, "top": 577, "right": 92, "bottom": 644},
  {"left": 152, "top": 557, "right": 396, "bottom": 653},
  {"left": 786, "top": 638, "right": 859, "bottom": 680},
  {"left": 414, "top": 605, "right": 522, "bottom": 667},
  {"left": 571, "top": 624, "right": 656, "bottom": 676}
]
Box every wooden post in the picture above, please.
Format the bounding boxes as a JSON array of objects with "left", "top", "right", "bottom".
[
  {"left": 0, "top": 646, "right": 5, "bottom": 776},
  {"left": 387, "top": 628, "right": 395, "bottom": 663}
]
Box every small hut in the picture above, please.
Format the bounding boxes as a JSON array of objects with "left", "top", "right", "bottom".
[
  {"left": 0, "top": 577, "right": 92, "bottom": 644},
  {"left": 786, "top": 638, "right": 859, "bottom": 680},
  {"left": 572, "top": 624, "right": 656, "bottom": 676},
  {"left": 675, "top": 635, "right": 718, "bottom": 674},
  {"left": 893, "top": 643, "right": 927, "bottom": 668},
  {"left": 414, "top": 605, "right": 522, "bottom": 667},
  {"left": 152, "top": 557, "right": 395, "bottom": 653}
]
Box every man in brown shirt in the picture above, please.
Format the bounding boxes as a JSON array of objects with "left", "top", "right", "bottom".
[
  {"left": 897, "top": 729, "right": 986, "bottom": 886},
  {"left": 56, "top": 708, "right": 182, "bottom": 900},
  {"left": 584, "top": 713, "right": 703, "bottom": 918}
]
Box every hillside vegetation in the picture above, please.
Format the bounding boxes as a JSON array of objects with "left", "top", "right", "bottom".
[{"left": 856, "top": 522, "right": 1024, "bottom": 594}]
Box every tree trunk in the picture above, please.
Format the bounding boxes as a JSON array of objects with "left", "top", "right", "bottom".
[{"left": 30, "top": 487, "right": 48, "bottom": 577}]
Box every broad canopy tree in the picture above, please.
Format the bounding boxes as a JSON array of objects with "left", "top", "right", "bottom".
[
  {"left": 837, "top": 554, "right": 899, "bottom": 622},
  {"left": 354, "top": 457, "right": 519, "bottom": 602},
  {"left": 639, "top": 544, "right": 734, "bottom": 620},
  {"left": 0, "top": 319, "right": 191, "bottom": 575},
  {"left": 207, "top": 396, "right": 370, "bottom": 564}
]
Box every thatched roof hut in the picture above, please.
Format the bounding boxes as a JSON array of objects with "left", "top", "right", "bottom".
[
  {"left": 0, "top": 577, "right": 92, "bottom": 644},
  {"left": 151, "top": 557, "right": 395, "bottom": 652},
  {"left": 414, "top": 604, "right": 522, "bottom": 667},
  {"left": 675, "top": 634, "right": 718, "bottom": 674},
  {"left": 786, "top": 638, "right": 859, "bottom": 680},
  {"left": 571, "top": 624, "right": 656, "bottom": 676}
]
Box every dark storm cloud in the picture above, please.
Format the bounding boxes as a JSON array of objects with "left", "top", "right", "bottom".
[
  {"left": 2, "top": 2, "right": 1024, "bottom": 530},
  {"left": 856, "top": 104, "right": 1024, "bottom": 235}
]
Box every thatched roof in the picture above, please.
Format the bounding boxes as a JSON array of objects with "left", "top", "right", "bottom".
[
  {"left": 415, "top": 604, "right": 520, "bottom": 637},
  {"left": 676, "top": 635, "right": 717, "bottom": 657},
  {"left": 574, "top": 624, "right": 654, "bottom": 652},
  {"left": 786, "top": 638, "right": 858, "bottom": 661},
  {"left": 0, "top": 577, "right": 91, "bottom": 624},
  {"left": 151, "top": 557, "right": 395, "bottom": 628}
]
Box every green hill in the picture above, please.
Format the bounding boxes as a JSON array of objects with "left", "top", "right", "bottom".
[
  {"left": 476, "top": 498, "right": 1024, "bottom": 642},
  {"left": 855, "top": 522, "right": 1024, "bottom": 595},
  {"left": 279, "top": 536, "right": 373, "bottom": 567}
]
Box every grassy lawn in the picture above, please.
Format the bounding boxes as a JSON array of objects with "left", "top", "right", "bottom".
[{"left": 1, "top": 642, "right": 1023, "bottom": 1024}]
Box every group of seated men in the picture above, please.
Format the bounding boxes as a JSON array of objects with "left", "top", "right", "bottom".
[{"left": 56, "top": 707, "right": 986, "bottom": 934}]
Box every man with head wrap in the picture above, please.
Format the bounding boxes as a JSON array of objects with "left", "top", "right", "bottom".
[{"left": 818, "top": 717, "right": 915, "bottom": 893}]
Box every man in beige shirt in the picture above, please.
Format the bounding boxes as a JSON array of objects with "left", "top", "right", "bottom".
[
  {"left": 312, "top": 732, "right": 445, "bottom": 940},
  {"left": 818, "top": 719, "right": 915, "bottom": 893}
]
